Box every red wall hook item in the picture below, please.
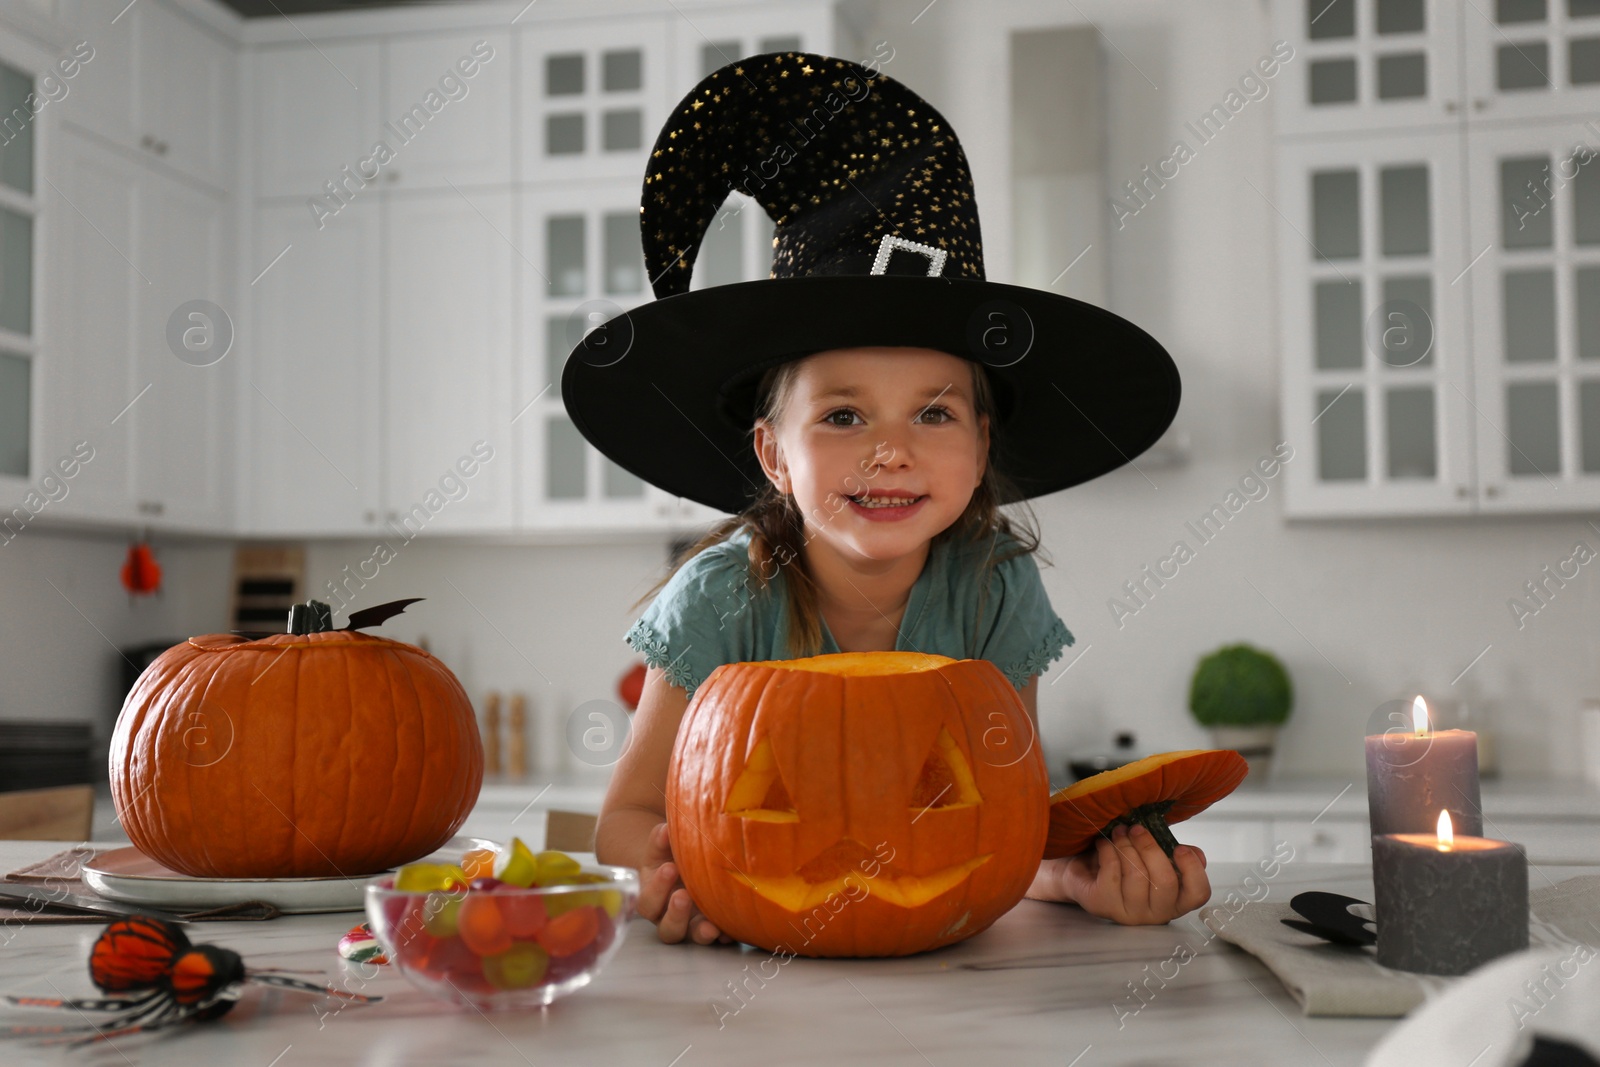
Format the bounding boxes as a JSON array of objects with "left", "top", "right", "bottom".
[{"left": 120, "top": 541, "right": 162, "bottom": 596}]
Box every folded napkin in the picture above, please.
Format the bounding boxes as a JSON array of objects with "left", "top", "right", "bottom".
[
  {"left": 3, "top": 847, "right": 280, "bottom": 923},
  {"left": 1364, "top": 945, "right": 1600, "bottom": 1067},
  {"left": 1205, "top": 873, "right": 1600, "bottom": 1017}
]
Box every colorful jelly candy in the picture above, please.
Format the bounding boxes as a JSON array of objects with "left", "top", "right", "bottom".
[
  {"left": 457, "top": 893, "right": 512, "bottom": 957},
  {"left": 460, "top": 847, "right": 498, "bottom": 881},
  {"left": 394, "top": 862, "right": 468, "bottom": 893},
  {"left": 538, "top": 905, "right": 599, "bottom": 957},
  {"left": 483, "top": 942, "right": 549, "bottom": 990},
  {"left": 491, "top": 837, "right": 539, "bottom": 888}
]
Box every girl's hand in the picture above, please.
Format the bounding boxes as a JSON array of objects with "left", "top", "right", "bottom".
[
  {"left": 1029, "top": 824, "right": 1210, "bottom": 925},
  {"left": 637, "top": 821, "right": 734, "bottom": 946}
]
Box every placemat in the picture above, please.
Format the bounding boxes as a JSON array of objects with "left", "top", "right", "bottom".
[
  {"left": 3, "top": 847, "right": 279, "bottom": 923},
  {"left": 1205, "top": 873, "right": 1600, "bottom": 1017}
]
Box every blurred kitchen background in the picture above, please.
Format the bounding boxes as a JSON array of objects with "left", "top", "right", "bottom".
[{"left": 3, "top": 0, "right": 1600, "bottom": 848}]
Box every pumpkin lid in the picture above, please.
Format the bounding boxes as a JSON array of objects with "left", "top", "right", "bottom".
[{"left": 1043, "top": 748, "right": 1248, "bottom": 860}]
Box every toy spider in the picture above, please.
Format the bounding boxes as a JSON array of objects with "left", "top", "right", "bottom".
[{"left": 3, "top": 914, "right": 380, "bottom": 1045}]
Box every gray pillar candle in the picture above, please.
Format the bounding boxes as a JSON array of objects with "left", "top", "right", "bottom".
[
  {"left": 1365, "top": 697, "right": 1482, "bottom": 837},
  {"left": 1373, "top": 825, "right": 1527, "bottom": 976}
]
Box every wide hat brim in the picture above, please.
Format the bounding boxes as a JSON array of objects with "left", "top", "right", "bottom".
[{"left": 562, "top": 274, "right": 1180, "bottom": 515}]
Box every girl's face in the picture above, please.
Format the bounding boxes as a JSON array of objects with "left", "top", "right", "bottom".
[{"left": 753, "top": 347, "right": 990, "bottom": 563}]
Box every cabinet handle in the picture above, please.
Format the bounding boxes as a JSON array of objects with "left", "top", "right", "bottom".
[
  {"left": 385, "top": 170, "right": 400, "bottom": 184},
  {"left": 156, "top": 140, "right": 170, "bottom": 156},
  {"left": 1472, "top": 98, "right": 1489, "bottom": 111},
  {"left": 365, "top": 510, "right": 377, "bottom": 523},
  {"left": 140, "top": 134, "right": 156, "bottom": 150},
  {"left": 1444, "top": 100, "right": 1459, "bottom": 114},
  {"left": 1456, "top": 485, "right": 1470, "bottom": 498},
  {"left": 1485, "top": 485, "right": 1500, "bottom": 498},
  {"left": 386, "top": 510, "right": 398, "bottom": 521},
  {"left": 1312, "top": 830, "right": 1335, "bottom": 847},
  {"left": 137, "top": 500, "right": 164, "bottom": 516}
]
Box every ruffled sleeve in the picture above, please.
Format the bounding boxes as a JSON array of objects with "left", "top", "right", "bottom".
[
  {"left": 623, "top": 541, "right": 761, "bottom": 701},
  {"left": 976, "top": 547, "right": 1075, "bottom": 690}
]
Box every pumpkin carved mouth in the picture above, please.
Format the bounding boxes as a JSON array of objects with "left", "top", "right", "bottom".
[{"left": 729, "top": 838, "right": 993, "bottom": 912}]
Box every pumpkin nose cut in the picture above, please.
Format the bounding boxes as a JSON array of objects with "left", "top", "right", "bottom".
[{"left": 795, "top": 838, "right": 890, "bottom": 883}]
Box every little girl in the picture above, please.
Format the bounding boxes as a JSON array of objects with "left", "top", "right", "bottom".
[{"left": 564, "top": 51, "right": 1197, "bottom": 946}]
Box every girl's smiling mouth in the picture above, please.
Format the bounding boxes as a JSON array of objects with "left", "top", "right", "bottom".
[{"left": 846, "top": 490, "right": 929, "bottom": 520}]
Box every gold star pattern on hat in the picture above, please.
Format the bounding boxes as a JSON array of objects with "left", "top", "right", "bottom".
[{"left": 641, "top": 52, "right": 986, "bottom": 297}]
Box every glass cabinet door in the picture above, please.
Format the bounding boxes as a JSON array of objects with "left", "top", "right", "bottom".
[
  {"left": 517, "top": 17, "right": 669, "bottom": 184},
  {"left": 0, "top": 57, "right": 34, "bottom": 484},
  {"left": 665, "top": 5, "right": 831, "bottom": 98},
  {"left": 1466, "top": 119, "right": 1600, "bottom": 510},
  {"left": 1272, "top": 0, "right": 1465, "bottom": 136},
  {"left": 1277, "top": 133, "right": 1474, "bottom": 515},
  {"left": 1463, "top": 0, "right": 1600, "bottom": 121},
  {"left": 520, "top": 184, "right": 672, "bottom": 530}
]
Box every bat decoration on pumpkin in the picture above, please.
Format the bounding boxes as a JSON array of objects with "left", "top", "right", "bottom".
[
  {"left": 230, "top": 597, "right": 425, "bottom": 639},
  {"left": 1, "top": 915, "right": 379, "bottom": 1046}
]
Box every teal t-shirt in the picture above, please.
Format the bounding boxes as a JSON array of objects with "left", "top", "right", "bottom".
[{"left": 623, "top": 526, "right": 1074, "bottom": 700}]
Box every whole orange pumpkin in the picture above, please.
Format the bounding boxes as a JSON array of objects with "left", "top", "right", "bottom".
[
  {"left": 109, "top": 599, "right": 483, "bottom": 878},
  {"left": 666, "top": 651, "right": 1048, "bottom": 958}
]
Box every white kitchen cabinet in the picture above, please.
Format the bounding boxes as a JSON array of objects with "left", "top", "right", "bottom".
[
  {"left": 41, "top": 129, "right": 232, "bottom": 530},
  {"left": 1462, "top": 0, "right": 1600, "bottom": 123},
  {"left": 245, "top": 200, "right": 382, "bottom": 535},
  {"left": 38, "top": 130, "right": 135, "bottom": 524},
  {"left": 517, "top": 17, "right": 669, "bottom": 185},
  {"left": 383, "top": 31, "right": 511, "bottom": 190},
  {"left": 55, "top": 0, "right": 234, "bottom": 192},
  {"left": 667, "top": 2, "right": 832, "bottom": 95},
  {"left": 1465, "top": 118, "right": 1600, "bottom": 512},
  {"left": 130, "top": 162, "right": 234, "bottom": 530},
  {"left": 1274, "top": 0, "right": 1600, "bottom": 517},
  {"left": 1270, "top": 816, "right": 1372, "bottom": 862},
  {"left": 252, "top": 40, "right": 384, "bottom": 201},
  {"left": 383, "top": 187, "right": 515, "bottom": 533},
  {"left": 518, "top": 182, "right": 661, "bottom": 532},
  {"left": 1167, "top": 815, "right": 1272, "bottom": 862},
  {"left": 1277, "top": 131, "right": 1477, "bottom": 516},
  {"left": 1272, "top": 0, "right": 1465, "bottom": 137}
]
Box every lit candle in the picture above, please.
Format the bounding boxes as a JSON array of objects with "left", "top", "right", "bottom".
[
  {"left": 1372, "top": 811, "right": 1528, "bottom": 975},
  {"left": 1365, "top": 695, "right": 1482, "bottom": 837}
]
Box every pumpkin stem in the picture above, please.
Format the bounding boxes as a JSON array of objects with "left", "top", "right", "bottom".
[
  {"left": 288, "top": 600, "right": 335, "bottom": 635},
  {"left": 1106, "top": 800, "right": 1181, "bottom": 860}
]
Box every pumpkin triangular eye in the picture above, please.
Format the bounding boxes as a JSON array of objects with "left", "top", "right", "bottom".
[
  {"left": 910, "top": 728, "right": 983, "bottom": 812},
  {"left": 724, "top": 737, "right": 798, "bottom": 822}
]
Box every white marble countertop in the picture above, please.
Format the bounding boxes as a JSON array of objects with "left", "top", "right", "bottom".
[{"left": 5, "top": 840, "right": 1567, "bottom": 1067}]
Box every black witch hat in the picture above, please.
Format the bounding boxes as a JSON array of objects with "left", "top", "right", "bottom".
[{"left": 561, "top": 51, "right": 1180, "bottom": 515}]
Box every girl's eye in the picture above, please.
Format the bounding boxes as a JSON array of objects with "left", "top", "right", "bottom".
[{"left": 822, "top": 406, "right": 955, "bottom": 426}]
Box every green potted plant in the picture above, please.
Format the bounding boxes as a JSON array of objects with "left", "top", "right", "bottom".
[{"left": 1189, "top": 643, "right": 1293, "bottom": 780}]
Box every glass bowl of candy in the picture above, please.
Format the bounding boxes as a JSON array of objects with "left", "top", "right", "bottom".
[{"left": 366, "top": 839, "right": 639, "bottom": 1010}]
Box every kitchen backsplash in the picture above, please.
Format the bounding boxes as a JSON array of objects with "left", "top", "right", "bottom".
[{"left": 5, "top": 479, "right": 1597, "bottom": 783}]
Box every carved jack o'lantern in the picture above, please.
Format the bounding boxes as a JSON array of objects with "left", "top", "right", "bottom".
[{"left": 665, "top": 652, "right": 1049, "bottom": 957}]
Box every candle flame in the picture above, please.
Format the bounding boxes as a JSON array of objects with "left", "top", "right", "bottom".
[
  {"left": 1436, "top": 809, "right": 1454, "bottom": 850},
  {"left": 1412, "top": 695, "right": 1429, "bottom": 736}
]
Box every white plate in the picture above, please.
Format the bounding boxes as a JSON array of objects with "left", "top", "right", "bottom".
[{"left": 81, "top": 838, "right": 497, "bottom": 915}]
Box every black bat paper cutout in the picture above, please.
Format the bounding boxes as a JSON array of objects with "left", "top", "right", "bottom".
[
  {"left": 229, "top": 598, "right": 425, "bottom": 639},
  {"left": 1280, "top": 891, "right": 1377, "bottom": 947},
  {"left": 343, "top": 598, "right": 424, "bottom": 631}
]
